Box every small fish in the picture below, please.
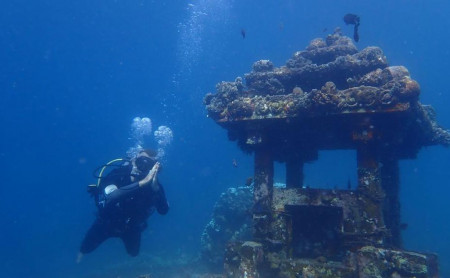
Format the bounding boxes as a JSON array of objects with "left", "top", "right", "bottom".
[
  {"left": 241, "top": 28, "right": 246, "bottom": 39},
  {"left": 400, "top": 223, "right": 408, "bottom": 230},
  {"left": 343, "top": 13, "right": 360, "bottom": 42},
  {"left": 245, "top": 177, "right": 253, "bottom": 186},
  {"left": 232, "top": 158, "right": 238, "bottom": 167}
]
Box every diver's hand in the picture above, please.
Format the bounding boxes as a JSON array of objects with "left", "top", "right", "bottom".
[{"left": 138, "top": 162, "right": 160, "bottom": 188}]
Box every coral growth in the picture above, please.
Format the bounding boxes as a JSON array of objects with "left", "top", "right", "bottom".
[{"left": 204, "top": 30, "right": 449, "bottom": 147}]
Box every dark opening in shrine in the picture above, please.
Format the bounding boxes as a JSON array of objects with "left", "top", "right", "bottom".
[{"left": 287, "top": 204, "right": 344, "bottom": 259}]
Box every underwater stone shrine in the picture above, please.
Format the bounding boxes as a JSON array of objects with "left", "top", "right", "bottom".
[{"left": 202, "top": 30, "right": 449, "bottom": 278}]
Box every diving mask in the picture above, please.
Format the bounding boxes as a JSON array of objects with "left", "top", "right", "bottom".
[{"left": 135, "top": 156, "right": 156, "bottom": 173}]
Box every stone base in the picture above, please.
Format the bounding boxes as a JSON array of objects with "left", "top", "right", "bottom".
[{"left": 224, "top": 242, "right": 439, "bottom": 278}]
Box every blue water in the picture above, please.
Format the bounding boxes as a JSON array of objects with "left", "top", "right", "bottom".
[{"left": 1, "top": 0, "right": 450, "bottom": 277}]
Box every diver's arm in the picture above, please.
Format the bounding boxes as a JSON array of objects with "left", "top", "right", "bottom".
[
  {"left": 155, "top": 183, "right": 169, "bottom": 215},
  {"left": 105, "top": 163, "right": 159, "bottom": 204},
  {"left": 104, "top": 182, "right": 141, "bottom": 206}
]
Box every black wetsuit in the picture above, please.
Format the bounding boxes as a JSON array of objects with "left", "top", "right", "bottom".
[{"left": 80, "top": 161, "right": 169, "bottom": 256}]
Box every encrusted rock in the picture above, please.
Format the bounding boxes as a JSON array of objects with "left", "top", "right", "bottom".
[
  {"left": 357, "top": 246, "right": 435, "bottom": 278},
  {"left": 205, "top": 31, "right": 417, "bottom": 122},
  {"left": 253, "top": 60, "right": 274, "bottom": 72},
  {"left": 200, "top": 187, "right": 253, "bottom": 267},
  {"left": 301, "top": 32, "right": 358, "bottom": 65}
]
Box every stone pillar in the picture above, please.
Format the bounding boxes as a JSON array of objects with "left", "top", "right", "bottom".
[
  {"left": 224, "top": 241, "right": 264, "bottom": 278},
  {"left": 356, "top": 144, "right": 386, "bottom": 242},
  {"left": 380, "top": 156, "right": 401, "bottom": 247},
  {"left": 356, "top": 144, "right": 384, "bottom": 201},
  {"left": 253, "top": 148, "right": 274, "bottom": 241},
  {"left": 286, "top": 158, "right": 303, "bottom": 188}
]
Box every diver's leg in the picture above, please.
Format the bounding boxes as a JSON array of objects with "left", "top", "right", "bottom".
[
  {"left": 80, "top": 219, "right": 110, "bottom": 255},
  {"left": 121, "top": 229, "right": 141, "bottom": 257}
]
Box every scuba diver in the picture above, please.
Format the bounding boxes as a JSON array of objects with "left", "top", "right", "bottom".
[{"left": 77, "top": 149, "right": 169, "bottom": 262}]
